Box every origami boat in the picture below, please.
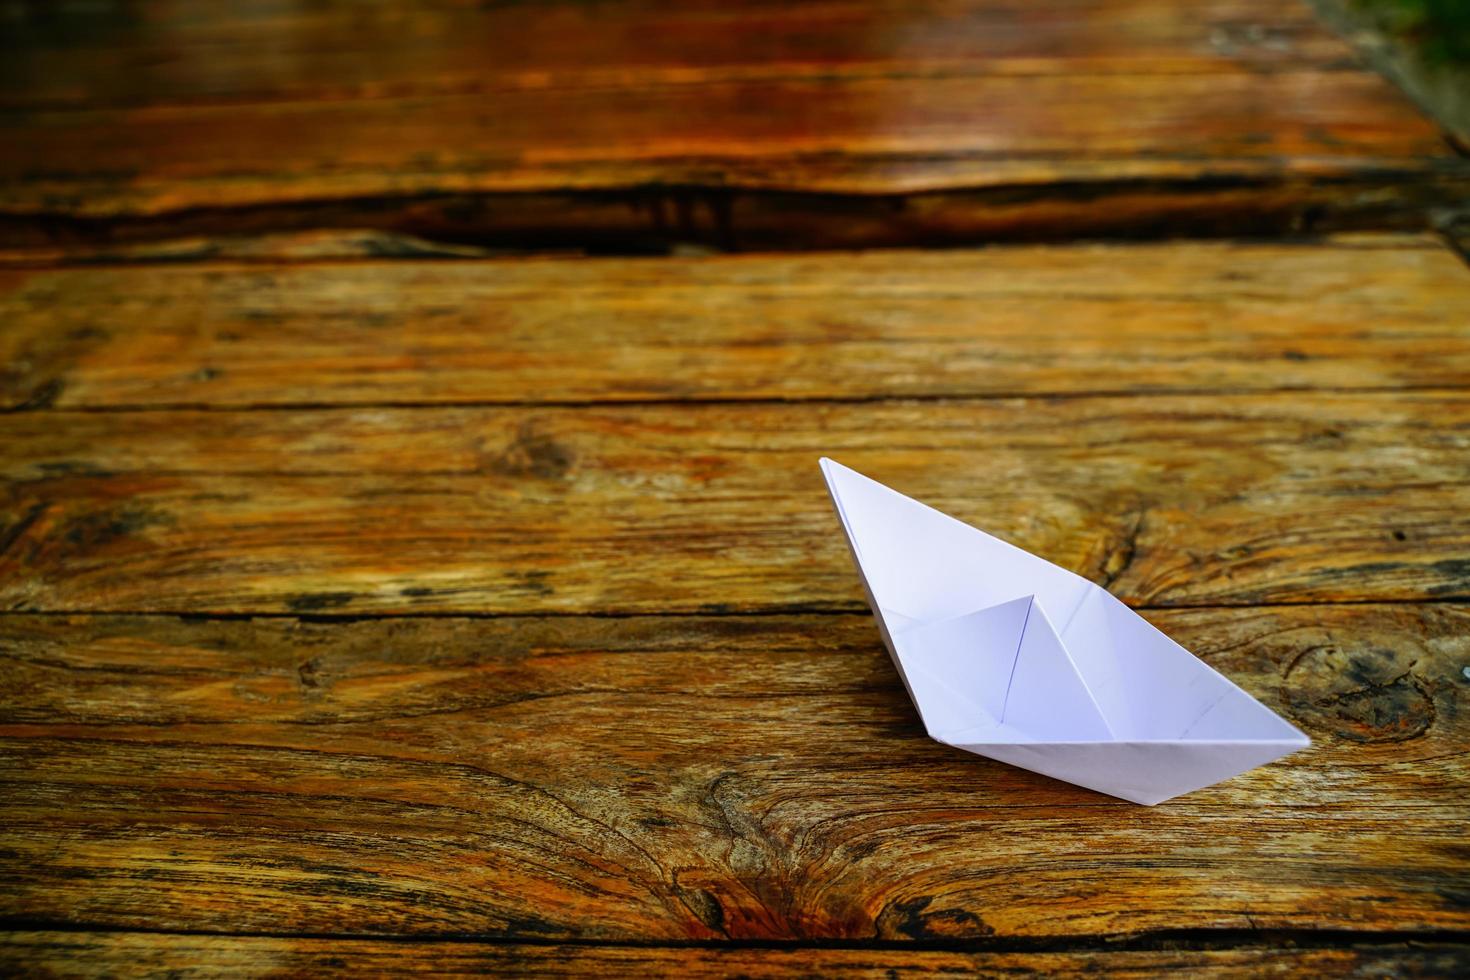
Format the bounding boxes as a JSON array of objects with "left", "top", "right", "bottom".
[{"left": 820, "top": 458, "right": 1309, "bottom": 805}]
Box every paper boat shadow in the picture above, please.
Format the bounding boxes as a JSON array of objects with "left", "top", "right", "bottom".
[{"left": 821, "top": 458, "right": 1309, "bottom": 805}]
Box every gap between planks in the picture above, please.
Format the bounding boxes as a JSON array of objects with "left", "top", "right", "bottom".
[
  {"left": 0, "top": 596, "right": 1468, "bottom": 623},
  {"left": 2, "top": 921, "right": 1468, "bottom": 955},
  {"left": 0, "top": 229, "right": 1454, "bottom": 271},
  {"left": 9, "top": 384, "right": 1470, "bottom": 415}
]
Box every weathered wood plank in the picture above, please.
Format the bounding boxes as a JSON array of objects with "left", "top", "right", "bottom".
[
  {"left": 1, "top": 396, "right": 1467, "bottom": 613},
  {"left": 3, "top": 238, "right": 1468, "bottom": 410},
  {"left": 2, "top": 71, "right": 1452, "bottom": 214},
  {"left": 0, "top": 1, "right": 1460, "bottom": 247},
  {"left": 2, "top": 932, "right": 1466, "bottom": 979},
  {"left": 0, "top": 605, "right": 1464, "bottom": 939},
  {"left": 0, "top": 0, "right": 1362, "bottom": 110}
]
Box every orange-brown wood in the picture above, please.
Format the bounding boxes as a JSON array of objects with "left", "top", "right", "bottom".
[
  {"left": 0, "top": 0, "right": 1462, "bottom": 248},
  {"left": 3, "top": 237, "right": 1468, "bottom": 410},
  {"left": 1, "top": 394, "right": 1467, "bottom": 614},
  {"left": 2, "top": 72, "right": 1451, "bottom": 205},
  {"left": 1, "top": 3, "right": 1467, "bottom": 969},
  {"left": 1, "top": 605, "right": 1465, "bottom": 941},
  {"left": 0, "top": 0, "right": 1364, "bottom": 109}
]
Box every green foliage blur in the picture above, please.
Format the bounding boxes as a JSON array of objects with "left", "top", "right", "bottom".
[{"left": 1355, "top": 0, "right": 1470, "bottom": 66}]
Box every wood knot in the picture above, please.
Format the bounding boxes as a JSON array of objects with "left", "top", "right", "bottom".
[
  {"left": 874, "top": 894, "right": 993, "bottom": 940},
  {"left": 297, "top": 657, "right": 322, "bottom": 689},
  {"left": 488, "top": 422, "right": 575, "bottom": 480},
  {"left": 1283, "top": 639, "right": 1434, "bottom": 743},
  {"left": 61, "top": 504, "right": 173, "bottom": 551},
  {"left": 674, "top": 885, "right": 726, "bottom": 935}
]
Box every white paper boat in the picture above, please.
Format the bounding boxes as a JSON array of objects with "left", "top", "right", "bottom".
[{"left": 820, "top": 458, "right": 1309, "bottom": 805}]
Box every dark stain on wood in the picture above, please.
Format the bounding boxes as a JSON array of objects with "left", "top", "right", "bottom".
[
  {"left": 1285, "top": 641, "right": 1439, "bottom": 743},
  {"left": 489, "top": 423, "right": 576, "bottom": 481},
  {"left": 876, "top": 895, "right": 996, "bottom": 941},
  {"left": 60, "top": 504, "right": 172, "bottom": 551},
  {"left": 284, "top": 592, "right": 358, "bottom": 612}
]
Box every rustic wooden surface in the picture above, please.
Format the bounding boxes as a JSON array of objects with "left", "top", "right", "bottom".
[
  {"left": 3, "top": 0, "right": 1470, "bottom": 975},
  {"left": 1, "top": 237, "right": 1468, "bottom": 975},
  {"left": 2, "top": 604, "right": 1467, "bottom": 940},
  {"left": 3, "top": 392, "right": 1470, "bottom": 613},
  {"left": 3, "top": 236, "right": 1469, "bottom": 409},
  {"left": 0, "top": 0, "right": 1372, "bottom": 107},
  {"left": 2, "top": 0, "right": 1467, "bottom": 250}
]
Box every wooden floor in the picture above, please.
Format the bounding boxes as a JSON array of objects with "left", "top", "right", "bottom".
[{"left": 2, "top": 1, "right": 1468, "bottom": 976}]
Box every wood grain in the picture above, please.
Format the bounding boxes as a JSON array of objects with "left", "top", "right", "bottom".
[
  {"left": 0, "top": 605, "right": 1465, "bottom": 940},
  {"left": 2, "top": 1, "right": 1466, "bottom": 971},
  {"left": 0, "top": 0, "right": 1461, "bottom": 248},
  {"left": 2, "top": 394, "right": 1467, "bottom": 614},
  {"left": 3, "top": 237, "right": 1469, "bottom": 410},
  {"left": 2, "top": 71, "right": 1451, "bottom": 209},
  {"left": 0, "top": 0, "right": 1363, "bottom": 109},
  {"left": 2, "top": 932, "right": 1466, "bottom": 979}
]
